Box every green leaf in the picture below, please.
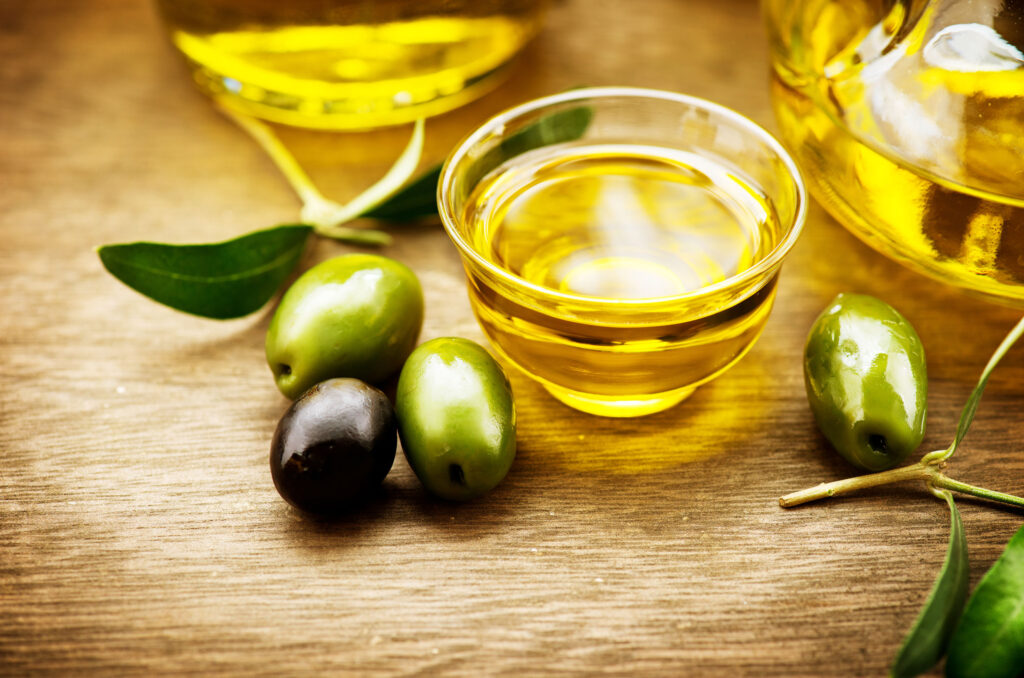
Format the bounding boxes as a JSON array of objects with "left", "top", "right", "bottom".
[
  {"left": 360, "top": 164, "right": 442, "bottom": 222},
  {"left": 891, "top": 492, "right": 970, "bottom": 678},
  {"left": 946, "top": 523, "right": 1024, "bottom": 678},
  {"left": 97, "top": 224, "right": 312, "bottom": 319}
]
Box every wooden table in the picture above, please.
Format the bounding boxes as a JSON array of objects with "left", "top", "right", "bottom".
[{"left": 3, "top": 1, "right": 1023, "bottom": 675}]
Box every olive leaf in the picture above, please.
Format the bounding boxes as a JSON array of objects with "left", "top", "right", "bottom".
[
  {"left": 360, "top": 164, "right": 442, "bottom": 222},
  {"left": 946, "top": 523, "right": 1024, "bottom": 678},
  {"left": 97, "top": 102, "right": 596, "bottom": 319},
  {"left": 98, "top": 224, "right": 312, "bottom": 319},
  {"left": 890, "top": 492, "right": 970, "bottom": 678},
  {"left": 363, "top": 104, "right": 594, "bottom": 223}
]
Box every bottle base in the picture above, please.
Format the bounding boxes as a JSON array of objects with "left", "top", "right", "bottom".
[
  {"left": 542, "top": 384, "right": 697, "bottom": 418},
  {"left": 186, "top": 57, "right": 516, "bottom": 130}
]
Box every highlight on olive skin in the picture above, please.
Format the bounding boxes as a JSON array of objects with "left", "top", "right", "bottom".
[{"left": 803, "top": 293, "right": 927, "bottom": 472}]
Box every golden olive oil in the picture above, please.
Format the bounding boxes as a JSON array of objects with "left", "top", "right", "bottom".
[
  {"left": 459, "top": 143, "right": 783, "bottom": 416},
  {"left": 154, "top": 0, "right": 545, "bottom": 129},
  {"left": 766, "top": 0, "right": 1024, "bottom": 304}
]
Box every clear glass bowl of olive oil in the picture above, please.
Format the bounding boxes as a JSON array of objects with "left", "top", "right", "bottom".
[
  {"left": 765, "top": 0, "right": 1024, "bottom": 306},
  {"left": 154, "top": 0, "right": 547, "bottom": 129},
  {"left": 439, "top": 88, "right": 807, "bottom": 417}
]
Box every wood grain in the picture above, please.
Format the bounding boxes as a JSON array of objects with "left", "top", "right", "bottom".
[{"left": 3, "top": 0, "right": 1024, "bottom": 676}]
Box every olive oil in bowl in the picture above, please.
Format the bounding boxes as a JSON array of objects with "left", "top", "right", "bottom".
[
  {"left": 463, "top": 144, "right": 782, "bottom": 415},
  {"left": 440, "top": 89, "right": 806, "bottom": 417}
]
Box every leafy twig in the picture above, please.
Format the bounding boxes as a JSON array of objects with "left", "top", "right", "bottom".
[
  {"left": 99, "top": 100, "right": 596, "bottom": 318},
  {"left": 218, "top": 105, "right": 428, "bottom": 245},
  {"left": 781, "top": 314, "right": 1024, "bottom": 677},
  {"left": 782, "top": 315, "right": 1024, "bottom": 510}
]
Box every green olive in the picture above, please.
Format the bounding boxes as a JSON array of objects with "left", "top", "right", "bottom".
[
  {"left": 396, "top": 338, "right": 516, "bottom": 501},
  {"left": 804, "top": 293, "right": 927, "bottom": 471},
  {"left": 265, "top": 254, "right": 423, "bottom": 400}
]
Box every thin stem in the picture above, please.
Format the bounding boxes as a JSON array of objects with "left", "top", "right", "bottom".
[
  {"left": 779, "top": 463, "right": 934, "bottom": 507},
  {"left": 781, "top": 460, "right": 1024, "bottom": 510},
  {"left": 928, "top": 315, "right": 1024, "bottom": 464},
  {"left": 920, "top": 444, "right": 954, "bottom": 467},
  {"left": 309, "top": 117, "right": 424, "bottom": 231},
  {"left": 217, "top": 104, "right": 327, "bottom": 207},
  {"left": 217, "top": 104, "right": 424, "bottom": 246},
  {"left": 931, "top": 475, "right": 1024, "bottom": 509}
]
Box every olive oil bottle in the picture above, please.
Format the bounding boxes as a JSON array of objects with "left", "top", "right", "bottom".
[
  {"left": 766, "top": 0, "right": 1024, "bottom": 305},
  {"left": 154, "top": 0, "right": 546, "bottom": 129}
]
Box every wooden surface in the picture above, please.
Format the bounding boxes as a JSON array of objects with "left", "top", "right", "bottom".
[{"left": 3, "top": 1, "right": 1024, "bottom": 676}]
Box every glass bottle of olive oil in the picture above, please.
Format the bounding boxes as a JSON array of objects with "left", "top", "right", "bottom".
[
  {"left": 766, "top": 0, "right": 1024, "bottom": 305},
  {"left": 154, "top": 0, "right": 546, "bottom": 129}
]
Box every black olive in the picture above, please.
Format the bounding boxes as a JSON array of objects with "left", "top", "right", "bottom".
[{"left": 270, "top": 378, "right": 396, "bottom": 516}]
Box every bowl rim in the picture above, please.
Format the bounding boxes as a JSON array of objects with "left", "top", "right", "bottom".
[{"left": 437, "top": 86, "right": 808, "bottom": 309}]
